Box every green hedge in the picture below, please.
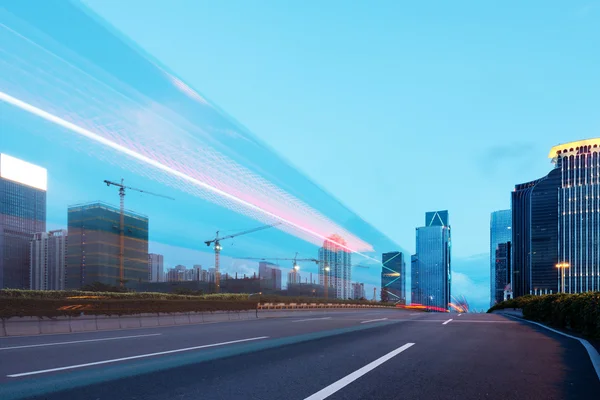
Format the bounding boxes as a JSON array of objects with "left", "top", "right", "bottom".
[
  {"left": 0, "top": 289, "right": 249, "bottom": 301},
  {"left": 488, "top": 292, "right": 600, "bottom": 338}
]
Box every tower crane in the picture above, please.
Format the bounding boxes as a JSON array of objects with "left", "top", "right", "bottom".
[
  {"left": 104, "top": 179, "right": 174, "bottom": 287},
  {"left": 204, "top": 222, "right": 281, "bottom": 292}
]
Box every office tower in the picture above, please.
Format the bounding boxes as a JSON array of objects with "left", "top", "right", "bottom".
[
  {"left": 287, "top": 269, "right": 301, "bottom": 287},
  {"left": 0, "top": 154, "right": 47, "bottom": 289},
  {"left": 381, "top": 251, "right": 406, "bottom": 304},
  {"left": 352, "top": 282, "right": 365, "bottom": 300},
  {"left": 318, "top": 234, "right": 352, "bottom": 299},
  {"left": 259, "top": 261, "right": 282, "bottom": 290},
  {"left": 412, "top": 211, "right": 451, "bottom": 311},
  {"left": 552, "top": 139, "right": 600, "bottom": 293},
  {"left": 30, "top": 229, "right": 67, "bottom": 290},
  {"left": 512, "top": 167, "right": 561, "bottom": 297},
  {"left": 494, "top": 242, "right": 511, "bottom": 304},
  {"left": 207, "top": 267, "right": 216, "bottom": 283},
  {"left": 66, "top": 202, "right": 149, "bottom": 289},
  {"left": 148, "top": 253, "right": 164, "bottom": 282},
  {"left": 410, "top": 254, "right": 420, "bottom": 305},
  {"left": 490, "top": 210, "right": 512, "bottom": 306}
]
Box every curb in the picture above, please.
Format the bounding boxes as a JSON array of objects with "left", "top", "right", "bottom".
[{"left": 501, "top": 312, "right": 600, "bottom": 382}]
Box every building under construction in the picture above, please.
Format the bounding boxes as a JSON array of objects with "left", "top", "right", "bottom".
[{"left": 65, "top": 202, "right": 149, "bottom": 289}]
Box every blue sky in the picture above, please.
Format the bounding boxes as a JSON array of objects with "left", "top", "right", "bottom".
[{"left": 2, "top": 1, "right": 599, "bottom": 309}]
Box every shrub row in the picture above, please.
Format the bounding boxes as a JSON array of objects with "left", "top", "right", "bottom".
[
  {"left": 0, "top": 298, "right": 259, "bottom": 319},
  {"left": 0, "top": 289, "right": 249, "bottom": 301},
  {"left": 488, "top": 292, "right": 600, "bottom": 338}
]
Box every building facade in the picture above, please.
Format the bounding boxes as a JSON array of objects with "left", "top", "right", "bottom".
[
  {"left": 381, "top": 251, "right": 406, "bottom": 304},
  {"left": 259, "top": 261, "right": 282, "bottom": 290},
  {"left": 66, "top": 202, "right": 149, "bottom": 289},
  {"left": 553, "top": 139, "right": 600, "bottom": 293},
  {"left": 148, "top": 253, "right": 164, "bottom": 283},
  {"left": 493, "top": 242, "right": 511, "bottom": 304},
  {"left": 512, "top": 169, "right": 561, "bottom": 297},
  {"left": 351, "top": 282, "right": 365, "bottom": 300},
  {"left": 287, "top": 269, "right": 301, "bottom": 287},
  {"left": 411, "top": 211, "right": 451, "bottom": 311},
  {"left": 0, "top": 154, "right": 47, "bottom": 289},
  {"left": 30, "top": 229, "right": 67, "bottom": 290},
  {"left": 490, "top": 210, "right": 512, "bottom": 306},
  {"left": 318, "top": 234, "right": 352, "bottom": 299}
]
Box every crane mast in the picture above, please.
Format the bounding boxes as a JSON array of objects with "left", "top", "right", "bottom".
[
  {"left": 104, "top": 179, "right": 174, "bottom": 288},
  {"left": 205, "top": 222, "right": 281, "bottom": 293}
]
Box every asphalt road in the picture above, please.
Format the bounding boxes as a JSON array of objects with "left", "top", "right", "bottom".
[{"left": 0, "top": 310, "right": 598, "bottom": 400}]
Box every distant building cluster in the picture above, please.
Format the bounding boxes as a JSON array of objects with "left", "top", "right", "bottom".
[{"left": 491, "top": 138, "right": 600, "bottom": 306}]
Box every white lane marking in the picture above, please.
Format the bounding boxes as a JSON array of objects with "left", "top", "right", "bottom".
[
  {"left": 442, "top": 319, "right": 453, "bottom": 325},
  {"left": 7, "top": 336, "right": 269, "bottom": 378},
  {"left": 360, "top": 318, "right": 388, "bottom": 324},
  {"left": 0, "top": 333, "right": 162, "bottom": 351},
  {"left": 502, "top": 313, "right": 600, "bottom": 381},
  {"left": 409, "top": 313, "right": 422, "bottom": 316},
  {"left": 458, "top": 314, "right": 462, "bottom": 316},
  {"left": 451, "top": 320, "right": 516, "bottom": 324},
  {"left": 292, "top": 317, "right": 332, "bottom": 323},
  {"left": 303, "top": 343, "right": 415, "bottom": 400}
]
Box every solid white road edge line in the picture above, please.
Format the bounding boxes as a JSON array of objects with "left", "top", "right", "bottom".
[
  {"left": 360, "top": 318, "right": 388, "bottom": 324},
  {"left": 7, "top": 336, "right": 269, "bottom": 378},
  {"left": 0, "top": 334, "right": 162, "bottom": 351},
  {"left": 502, "top": 313, "right": 600, "bottom": 382},
  {"left": 292, "top": 317, "right": 332, "bottom": 323},
  {"left": 442, "top": 319, "right": 453, "bottom": 325},
  {"left": 303, "top": 343, "right": 415, "bottom": 400}
]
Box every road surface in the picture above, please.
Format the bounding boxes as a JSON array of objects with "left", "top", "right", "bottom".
[{"left": 0, "top": 309, "right": 598, "bottom": 400}]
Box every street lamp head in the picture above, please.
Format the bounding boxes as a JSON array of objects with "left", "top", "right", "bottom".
[
  {"left": 293, "top": 264, "right": 300, "bottom": 271},
  {"left": 324, "top": 266, "right": 330, "bottom": 272}
]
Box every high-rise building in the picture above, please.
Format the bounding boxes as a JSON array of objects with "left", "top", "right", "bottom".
[
  {"left": 0, "top": 154, "right": 47, "bottom": 289},
  {"left": 30, "top": 229, "right": 67, "bottom": 290},
  {"left": 410, "top": 254, "right": 420, "bottom": 304},
  {"left": 287, "top": 269, "right": 301, "bottom": 287},
  {"left": 166, "top": 265, "right": 187, "bottom": 282},
  {"left": 65, "top": 202, "right": 149, "bottom": 289},
  {"left": 552, "top": 139, "right": 600, "bottom": 293},
  {"left": 148, "top": 253, "right": 164, "bottom": 282},
  {"left": 192, "top": 265, "right": 203, "bottom": 281},
  {"left": 411, "top": 211, "right": 451, "bottom": 311},
  {"left": 352, "top": 282, "right": 365, "bottom": 300},
  {"left": 490, "top": 210, "right": 512, "bottom": 306},
  {"left": 493, "top": 242, "right": 511, "bottom": 304},
  {"left": 318, "top": 234, "right": 352, "bottom": 299},
  {"left": 259, "top": 261, "right": 282, "bottom": 290},
  {"left": 512, "top": 168, "right": 561, "bottom": 297},
  {"left": 381, "top": 251, "right": 406, "bottom": 304}
]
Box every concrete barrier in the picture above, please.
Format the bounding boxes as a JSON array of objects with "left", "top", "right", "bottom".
[{"left": 0, "top": 306, "right": 394, "bottom": 337}]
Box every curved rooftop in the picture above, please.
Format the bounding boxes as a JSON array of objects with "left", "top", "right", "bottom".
[{"left": 548, "top": 138, "right": 600, "bottom": 159}]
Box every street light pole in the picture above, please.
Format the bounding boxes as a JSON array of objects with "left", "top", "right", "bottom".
[
  {"left": 324, "top": 265, "right": 330, "bottom": 300},
  {"left": 556, "top": 263, "right": 570, "bottom": 293}
]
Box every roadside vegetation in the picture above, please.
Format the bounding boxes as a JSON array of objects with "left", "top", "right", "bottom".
[
  {"left": 488, "top": 292, "right": 600, "bottom": 338},
  {"left": 0, "top": 288, "right": 390, "bottom": 319}
]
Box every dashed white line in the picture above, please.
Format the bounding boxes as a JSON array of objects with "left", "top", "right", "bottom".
[
  {"left": 7, "top": 336, "right": 269, "bottom": 377},
  {"left": 303, "top": 343, "right": 415, "bottom": 400},
  {"left": 442, "top": 319, "right": 453, "bottom": 325},
  {"left": 292, "top": 317, "right": 332, "bottom": 323},
  {"left": 360, "top": 318, "right": 388, "bottom": 324},
  {"left": 458, "top": 313, "right": 462, "bottom": 316},
  {"left": 0, "top": 333, "right": 162, "bottom": 351}
]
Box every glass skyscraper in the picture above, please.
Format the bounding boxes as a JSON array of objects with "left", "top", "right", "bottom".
[
  {"left": 0, "top": 154, "right": 47, "bottom": 289},
  {"left": 494, "top": 242, "right": 511, "bottom": 304},
  {"left": 553, "top": 139, "right": 600, "bottom": 293},
  {"left": 381, "top": 251, "right": 406, "bottom": 304},
  {"left": 318, "top": 234, "right": 352, "bottom": 299},
  {"left": 512, "top": 166, "right": 562, "bottom": 297},
  {"left": 66, "top": 202, "right": 149, "bottom": 289},
  {"left": 490, "top": 210, "right": 512, "bottom": 306},
  {"left": 411, "top": 211, "right": 451, "bottom": 311}
]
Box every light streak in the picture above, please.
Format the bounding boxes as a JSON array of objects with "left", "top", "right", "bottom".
[{"left": 0, "top": 91, "right": 379, "bottom": 262}]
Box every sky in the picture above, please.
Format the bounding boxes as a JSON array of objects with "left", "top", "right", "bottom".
[{"left": 2, "top": 1, "right": 599, "bottom": 310}]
